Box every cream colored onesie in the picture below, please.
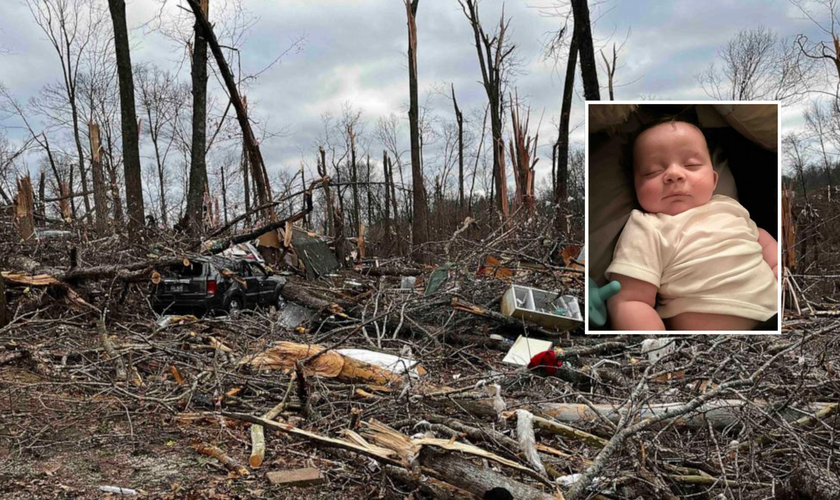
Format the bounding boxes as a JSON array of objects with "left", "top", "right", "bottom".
[{"left": 605, "top": 195, "right": 777, "bottom": 321}]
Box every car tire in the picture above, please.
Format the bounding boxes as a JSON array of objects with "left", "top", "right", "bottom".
[{"left": 226, "top": 296, "right": 243, "bottom": 317}]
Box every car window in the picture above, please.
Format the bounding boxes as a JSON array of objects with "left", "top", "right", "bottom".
[
  {"left": 239, "top": 261, "right": 252, "bottom": 277},
  {"left": 249, "top": 263, "right": 266, "bottom": 277},
  {"left": 162, "top": 262, "right": 204, "bottom": 278}
]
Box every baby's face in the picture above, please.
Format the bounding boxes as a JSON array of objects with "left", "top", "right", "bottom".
[{"left": 632, "top": 121, "right": 718, "bottom": 216}]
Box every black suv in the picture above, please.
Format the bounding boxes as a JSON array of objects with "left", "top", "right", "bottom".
[{"left": 151, "top": 256, "right": 286, "bottom": 315}]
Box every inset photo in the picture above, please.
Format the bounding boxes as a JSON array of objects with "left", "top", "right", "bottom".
[{"left": 586, "top": 103, "right": 781, "bottom": 333}]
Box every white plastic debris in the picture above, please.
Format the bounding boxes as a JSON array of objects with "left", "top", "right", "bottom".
[
  {"left": 36, "top": 230, "right": 73, "bottom": 240},
  {"left": 641, "top": 338, "right": 677, "bottom": 363},
  {"left": 502, "top": 336, "right": 552, "bottom": 366},
  {"left": 336, "top": 349, "right": 422, "bottom": 378},
  {"left": 515, "top": 409, "right": 545, "bottom": 475},
  {"left": 400, "top": 276, "right": 417, "bottom": 290},
  {"left": 555, "top": 474, "right": 610, "bottom": 493},
  {"left": 485, "top": 383, "right": 506, "bottom": 416},
  {"left": 99, "top": 486, "right": 137, "bottom": 495}
]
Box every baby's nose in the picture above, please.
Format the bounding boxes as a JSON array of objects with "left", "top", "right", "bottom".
[{"left": 663, "top": 165, "right": 685, "bottom": 183}]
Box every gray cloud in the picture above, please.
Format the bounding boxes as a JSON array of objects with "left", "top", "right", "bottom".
[{"left": 0, "top": 0, "right": 833, "bottom": 191}]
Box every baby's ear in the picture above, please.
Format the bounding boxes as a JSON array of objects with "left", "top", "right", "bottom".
[{"left": 712, "top": 170, "right": 719, "bottom": 190}]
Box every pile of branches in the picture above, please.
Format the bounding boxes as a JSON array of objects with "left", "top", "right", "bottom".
[{"left": 0, "top": 211, "right": 837, "bottom": 500}]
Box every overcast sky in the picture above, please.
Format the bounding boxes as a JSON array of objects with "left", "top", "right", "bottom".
[{"left": 0, "top": 0, "right": 833, "bottom": 188}]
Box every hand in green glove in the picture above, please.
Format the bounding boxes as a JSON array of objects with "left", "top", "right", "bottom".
[{"left": 588, "top": 278, "right": 621, "bottom": 327}]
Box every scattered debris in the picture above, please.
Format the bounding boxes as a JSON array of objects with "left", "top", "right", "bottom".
[
  {"left": 501, "top": 284, "right": 583, "bottom": 331},
  {"left": 3, "top": 204, "right": 833, "bottom": 500},
  {"left": 502, "top": 336, "right": 553, "bottom": 366},
  {"left": 289, "top": 227, "right": 339, "bottom": 279},
  {"left": 98, "top": 486, "right": 138, "bottom": 495},
  {"left": 641, "top": 337, "right": 677, "bottom": 363}
]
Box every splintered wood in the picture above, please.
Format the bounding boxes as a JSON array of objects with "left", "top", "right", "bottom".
[
  {"left": 245, "top": 341, "right": 406, "bottom": 386},
  {"left": 13, "top": 175, "right": 34, "bottom": 241}
]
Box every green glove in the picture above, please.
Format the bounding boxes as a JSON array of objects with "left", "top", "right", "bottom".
[{"left": 588, "top": 278, "right": 621, "bottom": 327}]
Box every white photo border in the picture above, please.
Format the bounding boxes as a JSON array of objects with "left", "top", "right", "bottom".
[{"left": 584, "top": 100, "right": 782, "bottom": 336}]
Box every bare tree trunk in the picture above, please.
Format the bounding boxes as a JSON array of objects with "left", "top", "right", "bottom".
[
  {"left": 108, "top": 0, "right": 145, "bottom": 240},
  {"left": 318, "top": 146, "right": 335, "bottom": 237},
  {"left": 0, "top": 274, "right": 7, "bottom": 328},
  {"left": 555, "top": 22, "right": 579, "bottom": 222},
  {"left": 452, "top": 84, "right": 465, "bottom": 211},
  {"left": 334, "top": 205, "right": 346, "bottom": 267},
  {"left": 142, "top": 98, "right": 169, "bottom": 228},
  {"left": 104, "top": 131, "right": 124, "bottom": 226},
  {"left": 88, "top": 121, "right": 109, "bottom": 232},
  {"left": 71, "top": 103, "right": 92, "bottom": 217},
  {"left": 41, "top": 133, "right": 71, "bottom": 221},
  {"left": 366, "top": 155, "right": 373, "bottom": 229},
  {"left": 348, "top": 125, "right": 360, "bottom": 235},
  {"left": 300, "top": 162, "right": 308, "bottom": 229},
  {"left": 41, "top": 134, "right": 63, "bottom": 204},
  {"left": 389, "top": 156, "right": 399, "bottom": 232},
  {"left": 406, "top": 0, "right": 429, "bottom": 263},
  {"left": 185, "top": 0, "right": 271, "bottom": 209},
  {"left": 571, "top": 0, "right": 600, "bottom": 101},
  {"left": 220, "top": 165, "right": 228, "bottom": 226},
  {"left": 460, "top": 0, "right": 511, "bottom": 220},
  {"left": 382, "top": 150, "right": 392, "bottom": 254},
  {"left": 68, "top": 159, "right": 76, "bottom": 219},
  {"left": 187, "top": 0, "right": 209, "bottom": 234},
  {"left": 37, "top": 170, "right": 46, "bottom": 220}
]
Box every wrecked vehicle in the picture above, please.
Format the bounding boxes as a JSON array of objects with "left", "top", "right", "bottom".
[{"left": 151, "top": 256, "right": 285, "bottom": 315}]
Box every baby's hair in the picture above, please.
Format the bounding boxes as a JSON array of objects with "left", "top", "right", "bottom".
[{"left": 619, "top": 107, "right": 708, "bottom": 182}]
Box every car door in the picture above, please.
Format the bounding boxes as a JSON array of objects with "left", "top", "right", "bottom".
[
  {"left": 238, "top": 260, "right": 260, "bottom": 307},
  {"left": 248, "top": 262, "right": 273, "bottom": 305}
]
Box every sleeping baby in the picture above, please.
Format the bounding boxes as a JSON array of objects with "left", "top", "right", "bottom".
[{"left": 605, "top": 119, "right": 778, "bottom": 331}]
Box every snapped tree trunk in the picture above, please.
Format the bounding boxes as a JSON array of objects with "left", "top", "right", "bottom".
[
  {"left": 108, "top": 0, "right": 145, "bottom": 241},
  {"left": 508, "top": 91, "right": 536, "bottom": 215},
  {"left": 14, "top": 176, "right": 35, "bottom": 241},
  {"left": 406, "top": 0, "right": 429, "bottom": 263},
  {"left": 187, "top": 0, "right": 209, "bottom": 235},
  {"left": 452, "top": 84, "right": 465, "bottom": 210},
  {"left": 88, "top": 121, "right": 109, "bottom": 232}
]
